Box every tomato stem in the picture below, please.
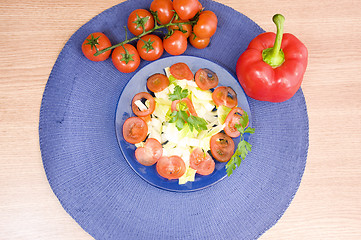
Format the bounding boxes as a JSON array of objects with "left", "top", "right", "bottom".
[
  {"left": 262, "top": 14, "right": 285, "bottom": 68},
  {"left": 94, "top": 20, "right": 196, "bottom": 56}
]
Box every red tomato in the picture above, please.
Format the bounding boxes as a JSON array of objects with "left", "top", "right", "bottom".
[
  {"left": 189, "top": 33, "right": 210, "bottom": 49},
  {"left": 135, "top": 138, "right": 163, "bottom": 166},
  {"left": 81, "top": 32, "right": 112, "bottom": 62},
  {"left": 194, "top": 68, "right": 219, "bottom": 90},
  {"left": 168, "top": 19, "right": 192, "bottom": 38},
  {"left": 224, "top": 107, "right": 249, "bottom": 138},
  {"left": 131, "top": 92, "right": 156, "bottom": 117},
  {"left": 123, "top": 117, "right": 148, "bottom": 144},
  {"left": 140, "top": 115, "right": 151, "bottom": 123},
  {"left": 163, "top": 31, "right": 188, "bottom": 55},
  {"left": 150, "top": 0, "right": 174, "bottom": 25},
  {"left": 137, "top": 34, "right": 164, "bottom": 61},
  {"left": 193, "top": 10, "right": 218, "bottom": 39},
  {"left": 147, "top": 73, "right": 170, "bottom": 92},
  {"left": 112, "top": 44, "right": 140, "bottom": 73},
  {"left": 189, "top": 148, "right": 215, "bottom": 175},
  {"left": 212, "top": 86, "right": 238, "bottom": 108},
  {"left": 173, "top": 0, "right": 200, "bottom": 20},
  {"left": 170, "top": 62, "right": 193, "bottom": 80},
  {"left": 210, "top": 132, "right": 235, "bottom": 162},
  {"left": 156, "top": 155, "right": 186, "bottom": 180},
  {"left": 127, "top": 9, "right": 155, "bottom": 36},
  {"left": 171, "top": 98, "right": 198, "bottom": 116}
]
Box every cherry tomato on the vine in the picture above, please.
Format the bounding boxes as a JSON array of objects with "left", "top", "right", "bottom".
[
  {"left": 135, "top": 138, "right": 163, "bottom": 166},
  {"left": 163, "top": 31, "right": 188, "bottom": 56},
  {"left": 147, "top": 73, "right": 170, "bottom": 92},
  {"left": 150, "top": 0, "right": 174, "bottom": 25},
  {"left": 82, "top": 32, "right": 111, "bottom": 62},
  {"left": 189, "top": 33, "right": 210, "bottom": 49},
  {"left": 189, "top": 147, "right": 215, "bottom": 176},
  {"left": 195, "top": 68, "right": 218, "bottom": 90},
  {"left": 170, "top": 62, "right": 193, "bottom": 80},
  {"left": 210, "top": 132, "right": 235, "bottom": 162},
  {"left": 193, "top": 10, "right": 218, "bottom": 39},
  {"left": 156, "top": 155, "right": 186, "bottom": 180},
  {"left": 127, "top": 9, "right": 155, "bottom": 36},
  {"left": 212, "top": 86, "right": 238, "bottom": 108},
  {"left": 173, "top": 0, "right": 201, "bottom": 20},
  {"left": 123, "top": 117, "right": 148, "bottom": 144},
  {"left": 137, "top": 34, "right": 164, "bottom": 61},
  {"left": 131, "top": 92, "right": 156, "bottom": 117},
  {"left": 168, "top": 19, "right": 192, "bottom": 38},
  {"left": 112, "top": 44, "right": 140, "bottom": 73},
  {"left": 224, "top": 107, "right": 249, "bottom": 138}
]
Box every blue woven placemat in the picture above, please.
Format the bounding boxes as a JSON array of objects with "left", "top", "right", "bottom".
[{"left": 39, "top": 0, "right": 309, "bottom": 239}]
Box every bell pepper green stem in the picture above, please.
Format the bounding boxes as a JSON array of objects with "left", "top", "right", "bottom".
[{"left": 262, "top": 14, "right": 285, "bottom": 68}]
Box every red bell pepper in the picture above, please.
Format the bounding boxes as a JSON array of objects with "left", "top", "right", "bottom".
[{"left": 236, "top": 14, "right": 308, "bottom": 102}]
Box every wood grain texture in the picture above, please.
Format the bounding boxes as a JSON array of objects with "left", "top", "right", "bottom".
[{"left": 1, "top": 0, "right": 360, "bottom": 239}]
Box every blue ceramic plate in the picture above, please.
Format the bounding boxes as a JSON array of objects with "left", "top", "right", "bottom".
[{"left": 115, "top": 56, "right": 252, "bottom": 192}]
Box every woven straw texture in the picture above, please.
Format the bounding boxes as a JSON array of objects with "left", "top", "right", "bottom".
[{"left": 39, "top": 0, "right": 309, "bottom": 239}]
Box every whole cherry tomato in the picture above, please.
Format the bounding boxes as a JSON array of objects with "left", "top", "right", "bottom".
[
  {"left": 137, "top": 34, "right": 164, "bottom": 61},
  {"left": 193, "top": 10, "right": 218, "bottom": 39},
  {"left": 173, "top": 0, "right": 201, "bottom": 20},
  {"left": 122, "top": 117, "right": 148, "bottom": 144},
  {"left": 112, "top": 44, "right": 140, "bottom": 73},
  {"left": 189, "top": 33, "right": 210, "bottom": 49},
  {"left": 163, "top": 31, "right": 187, "bottom": 55},
  {"left": 82, "top": 32, "right": 111, "bottom": 62},
  {"left": 127, "top": 9, "right": 155, "bottom": 36},
  {"left": 168, "top": 19, "right": 192, "bottom": 38},
  {"left": 150, "top": 0, "right": 174, "bottom": 25}
]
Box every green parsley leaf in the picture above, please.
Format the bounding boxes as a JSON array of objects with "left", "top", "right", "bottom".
[{"left": 168, "top": 85, "right": 189, "bottom": 101}]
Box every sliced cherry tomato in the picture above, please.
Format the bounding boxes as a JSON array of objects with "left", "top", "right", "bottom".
[
  {"left": 194, "top": 68, "right": 219, "bottom": 90},
  {"left": 135, "top": 138, "right": 163, "bottom": 166},
  {"left": 82, "top": 32, "right": 112, "bottom": 62},
  {"left": 193, "top": 10, "right": 218, "bottom": 39},
  {"left": 210, "top": 132, "right": 235, "bottom": 162},
  {"left": 171, "top": 97, "right": 197, "bottom": 116},
  {"left": 156, "top": 155, "right": 186, "bottom": 180},
  {"left": 112, "top": 44, "right": 140, "bottom": 73},
  {"left": 212, "top": 86, "right": 238, "bottom": 108},
  {"left": 140, "top": 114, "right": 151, "bottom": 123},
  {"left": 131, "top": 92, "right": 156, "bottom": 117},
  {"left": 123, "top": 117, "right": 148, "bottom": 144},
  {"left": 150, "top": 0, "right": 174, "bottom": 25},
  {"left": 168, "top": 19, "right": 192, "bottom": 38},
  {"left": 170, "top": 62, "right": 193, "bottom": 80},
  {"left": 163, "top": 31, "right": 188, "bottom": 56},
  {"left": 137, "top": 34, "right": 164, "bottom": 61},
  {"left": 189, "top": 33, "right": 210, "bottom": 49},
  {"left": 147, "top": 73, "right": 170, "bottom": 92},
  {"left": 189, "top": 148, "right": 215, "bottom": 175},
  {"left": 127, "top": 9, "right": 155, "bottom": 36},
  {"left": 173, "top": 0, "right": 200, "bottom": 20},
  {"left": 224, "top": 107, "right": 249, "bottom": 138}
]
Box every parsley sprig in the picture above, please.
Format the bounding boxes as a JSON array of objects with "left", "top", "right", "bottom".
[
  {"left": 226, "top": 112, "right": 255, "bottom": 176},
  {"left": 168, "top": 85, "right": 188, "bottom": 101}
]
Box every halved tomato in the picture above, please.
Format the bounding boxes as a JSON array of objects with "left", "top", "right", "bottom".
[
  {"left": 189, "top": 147, "right": 215, "bottom": 175},
  {"left": 131, "top": 92, "right": 156, "bottom": 117},
  {"left": 194, "top": 68, "right": 219, "bottom": 90},
  {"left": 210, "top": 132, "right": 235, "bottom": 162},
  {"left": 135, "top": 138, "right": 163, "bottom": 166},
  {"left": 122, "top": 117, "right": 148, "bottom": 144},
  {"left": 170, "top": 62, "right": 193, "bottom": 80},
  {"left": 147, "top": 73, "right": 170, "bottom": 93},
  {"left": 224, "top": 107, "right": 249, "bottom": 138},
  {"left": 212, "top": 86, "right": 238, "bottom": 108},
  {"left": 171, "top": 98, "right": 197, "bottom": 116},
  {"left": 156, "top": 155, "right": 186, "bottom": 180}
]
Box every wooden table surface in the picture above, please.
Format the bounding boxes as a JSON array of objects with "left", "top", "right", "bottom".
[{"left": 1, "top": 0, "right": 360, "bottom": 239}]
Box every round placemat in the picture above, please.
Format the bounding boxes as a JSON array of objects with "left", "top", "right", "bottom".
[{"left": 39, "top": 0, "right": 309, "bottom": 239}]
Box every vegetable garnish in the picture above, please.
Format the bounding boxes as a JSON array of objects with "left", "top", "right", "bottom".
[
  {"left": 168, "top": 85, "right": 189, "bottom": 101},
  {"left": 226, "top": 112, "right": 255, "bottom": 176}
]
